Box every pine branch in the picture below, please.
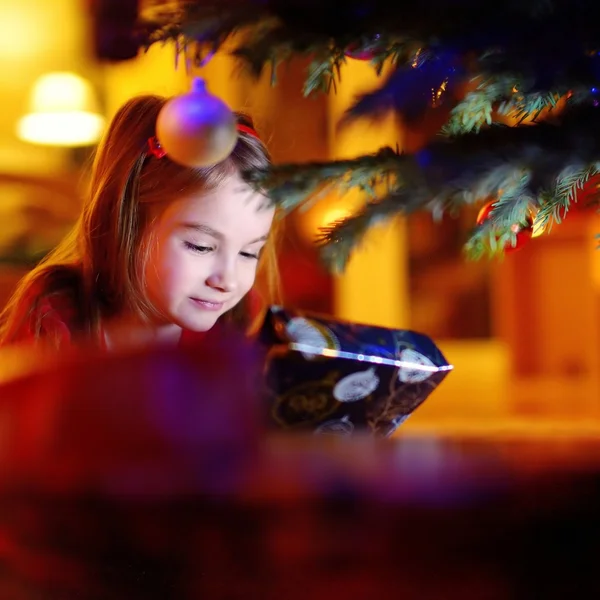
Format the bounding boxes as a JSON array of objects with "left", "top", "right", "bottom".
[
  {"left": 254, "top": 103, "right": 600, "bottom": 208},
  {"left": 244, "top": 147, "right": 405, "bottom": 212},
  {"left": 142, "top": 3, "right": 266, "bottom": 53},
  {"left": 140, "top": 1, "right": 598, "bottom": 52},
  {"left": 135, "top": 0, "right": 600, "bottom": 269},
  {"left": 140, "top": 1, "right": 600, "bottom": 74},
  {"left": 498, "top": 91, "right": 563, "bottom": 122},
  {"left": 443, "top": 72, "right": 593, "bottom": 136},
  {"left": 245, "top": 103, "right": 600, "bottom": 267},
  {"left": 341, "top": 50, "right": 462, "bottom": 125},
  {"left": 442, "top": 74, "right": 524, "bottom": 135},
  {"left": 138, "top": 1, "right": 600, "bottom": 133},
  {"left": 536, "top": 163, "right": 600, "bottom": 229},
  {"left": 315, "top": 189, "right": 435, "bottom": 272},
  {"left": 303, "top": 49, "right": 345, "bottom": 95},
  {"left": 462, "top": 176, "right": 534, "bottom": 259}
]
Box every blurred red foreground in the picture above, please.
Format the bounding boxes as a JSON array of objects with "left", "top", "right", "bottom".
[{"left": 0, "top": 334, "right": 599, "bottom": 599}]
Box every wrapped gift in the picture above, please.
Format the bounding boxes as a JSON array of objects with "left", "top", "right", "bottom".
[{"left": 259, "top": 306, "right": 452, "bottom": 437}]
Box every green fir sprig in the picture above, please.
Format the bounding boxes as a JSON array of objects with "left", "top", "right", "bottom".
[
  {"left": 138, "top": 0, "right": 600, "bottom": 270},
  {"left": 245, "top": 103, "right": 600, "bottom": 269}
]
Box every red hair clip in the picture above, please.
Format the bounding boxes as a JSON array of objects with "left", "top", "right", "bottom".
[
  {"left": 147, "top": 123, "right": 260, "bottom": 160},
  {"left": 236, "top": 123, "right": 261, "bottom": 140},
  {"left": 147, "top": 136, "right": 166, "bottom": 159}
]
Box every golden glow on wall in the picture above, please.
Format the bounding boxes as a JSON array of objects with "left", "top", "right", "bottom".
[
  {"left": 0, "top": 0, "right": 86, "bottom": 63},
  {"left": 0, "top": 2, "right": 54, "bottom": 59},
  {"left": 296, "top": 192, "right": 366, "bottom": 245},
  {"left": 16, "top": 72, "right": 106, "bottom": 147},
  {"left": 328, "top": 60, "right": 410, "bottom": 330}
]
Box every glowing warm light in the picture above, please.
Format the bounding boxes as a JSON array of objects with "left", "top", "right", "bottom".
[
  {"left": 531, "top": 217, "right": 547, "bottom": 238},
  {"left": 0, "top": 3, "right": 53, "bottom": 59},
  {"left": 17, "top": 72, "right": 106, "bottom": 146},
  {"left": 432, "top": 78, "right": 448, "bottom": 106},
  {"left": 317, "top": 207, "right": 353, "bottom": 229},
  {"left": 297, "top": 200, "right": 358, "bottom": 244},
  {"left": 411, "top": 49, "right": 422, "bottom": 68}
]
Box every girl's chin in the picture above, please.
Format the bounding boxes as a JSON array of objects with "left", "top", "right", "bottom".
[{"left": 174, "top": 313, "right": 221, "bottom": 333}]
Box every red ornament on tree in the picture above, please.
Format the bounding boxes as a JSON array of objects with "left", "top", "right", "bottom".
[
  {"left": 344, "top": 35, "right": 382, "bottom": 61},
  {"left": 345, "top": 46, "right": 377, "bottom": 61},
  {"left": 476, "top": 200, "right": 533, "bottom": 253},
  {"left": 475, "top": 200, "right": 496, "bottom": 226}
]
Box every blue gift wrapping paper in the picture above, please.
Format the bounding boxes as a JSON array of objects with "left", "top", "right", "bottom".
[{"left": 259, "top": 306, "right": 453, "bottom": 437}]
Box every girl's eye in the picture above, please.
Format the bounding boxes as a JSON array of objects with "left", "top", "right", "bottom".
[
  {"left": 239, "top": 251, "right": 260, "bottom": 260},
  {"left": 184, "top": 241, "right": 213, "bottom": 254}
]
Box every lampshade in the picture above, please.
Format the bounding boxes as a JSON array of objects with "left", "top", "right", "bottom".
[{"left": 16, "top": 72, "right": 106, "bottom": 147}]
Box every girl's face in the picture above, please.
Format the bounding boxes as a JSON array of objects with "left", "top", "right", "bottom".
[{"left": 144, "top": 172, "right": 275, "bottom": 333}]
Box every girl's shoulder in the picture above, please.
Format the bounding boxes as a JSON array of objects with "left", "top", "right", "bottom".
[
  {"left": 25, "top": 266, "right": 86, "bottom": 348},
  {"left": 33, "top": 293, "right": 78, "bottom": 346}
]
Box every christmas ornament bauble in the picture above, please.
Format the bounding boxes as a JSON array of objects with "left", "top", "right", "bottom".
[
  {"left": 505, "top": 222, "right": 532, "bottom": 253},
  {"left": 475, "top": 200, "right": 496, "bottom": 226},
  {"left": 156, "top": 77, "right": 237, "bottom": 168},
  {"left": 476, "top": 199, "right": 533, "bottom": 253},
  {"left": 345, "top": 46, "right": 377, "bottom": 61},
  {"left": 344, "top": 35, "right": 382, "bottom": 61}
]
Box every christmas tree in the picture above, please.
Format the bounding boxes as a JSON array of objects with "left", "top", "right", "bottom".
[{"left": 95, "top": 0, "right": 600, "bottom": 271}]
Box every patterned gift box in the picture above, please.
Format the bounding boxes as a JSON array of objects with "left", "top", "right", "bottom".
[{"left": 259, "top": 306, "right": 453, "bottom": 437}]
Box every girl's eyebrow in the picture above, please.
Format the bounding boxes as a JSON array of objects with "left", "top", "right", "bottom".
[
  {"left": 249, "top": 234, "right": 270, "bottom": 244},
  {"left": 180, "top": 223, "right": 269, "bottom": 244},
  {"left": 180, "top": 223, "right": 223, "bottom": 239}
]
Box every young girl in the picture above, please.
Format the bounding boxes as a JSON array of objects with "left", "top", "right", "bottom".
[{"left": 0, "top": 94, "right": 279, "bottom": 351}]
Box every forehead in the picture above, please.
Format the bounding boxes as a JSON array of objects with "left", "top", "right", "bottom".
[{"left": 159, "top": 173, "right": 274, "bottom": 239}]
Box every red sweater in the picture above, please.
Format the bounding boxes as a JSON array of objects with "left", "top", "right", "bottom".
[{"left": 18, "top": 294, "right": 211, "bottom": 350}]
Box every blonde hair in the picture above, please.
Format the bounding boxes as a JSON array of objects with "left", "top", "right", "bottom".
[{"left": 0, "top": 94, "right": 279, "bottom": 347}]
